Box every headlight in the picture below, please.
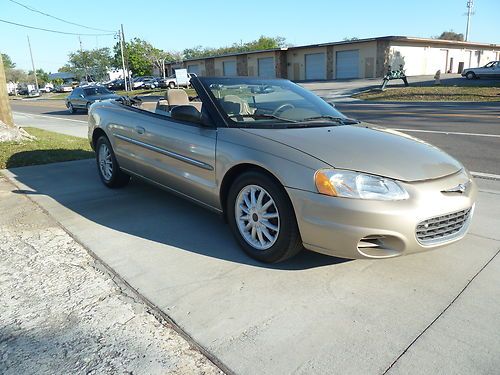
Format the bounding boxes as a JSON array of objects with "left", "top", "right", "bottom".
[{"left": 314, "top": 169, "right": 409, "bottom": 200}]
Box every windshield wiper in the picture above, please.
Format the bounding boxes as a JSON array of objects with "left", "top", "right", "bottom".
[
  {"left": 229, "top": 113, "right": 298, "bottom": 123},
  {"left": 302, "top": 115, "right": 361, "bottom": 124}
]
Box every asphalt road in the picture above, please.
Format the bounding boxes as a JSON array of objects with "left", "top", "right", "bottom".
[{"left": 10, "top": 98, "right": 500, "bottom": 175}]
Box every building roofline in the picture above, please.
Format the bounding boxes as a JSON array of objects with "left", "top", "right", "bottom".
[{"left": 175, "top": 35, "right": 500, "bottom": 64}]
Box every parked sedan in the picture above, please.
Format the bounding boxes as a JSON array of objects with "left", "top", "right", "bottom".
[
  {"left": 462, "top": 61, "right": 500, "bottom": 79},
  {"left": 66, "top": 86, "right": 121, "bottom": 113},
  {"left": 88, "top": 76, "right": 476, "bottom": 263}
]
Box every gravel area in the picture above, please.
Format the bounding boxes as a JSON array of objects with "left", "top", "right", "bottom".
[{"left": 0, "top": 176, "right": 223, "bottom": 375}]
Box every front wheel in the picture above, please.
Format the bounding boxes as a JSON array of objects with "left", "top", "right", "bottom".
[
  {"left": 95, "top": 136, "right": 130, "bottom": 188},
  {"left": 465, "top": 71, "right": 476, "bottom": 80},
  {"left": 68, "top": 103, "right": 76, "bottom": 113},
  {"left": 168, "top": 82, "right": 176, "bottom": 89},
  {"left": 227, "top": 171, "right": 303, "bottom": 263}
]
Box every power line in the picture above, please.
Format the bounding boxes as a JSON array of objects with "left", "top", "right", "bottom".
[
  {"left": 7, "top": 0, "right": 115, "bottom": 33},
  {"left": 0, "top": 18, "right": 115, "bottom": 36}
]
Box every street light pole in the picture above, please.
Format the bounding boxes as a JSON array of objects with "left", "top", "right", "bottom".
[{"left": 27, "top": 35, "right": 39, "bottom": 92}]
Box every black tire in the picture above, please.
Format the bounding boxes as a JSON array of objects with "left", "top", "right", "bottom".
[
  {"left": 465, "top": 71, "right": 476, "bottom": 80},
  {"left": 68, "top": 103, "right": 76, "bottom": 114},
  {"left": 95, "top": 136, "right": 130, "bottom": 188},
  {"left": 168, "top": 81, "right": 176, "bottom": 89},
  {"left": 227, "top": 171, "right": 303, "bottom": 263}
]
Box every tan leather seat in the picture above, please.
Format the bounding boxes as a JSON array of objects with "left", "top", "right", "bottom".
[
  {"left": 221, "top": 95, "right": 253, "bottom": 116},
  {"left": 167, "top": 89, "right": 189, "bottom": 108},
  {"left": 140, "top": 101, "right": 157, "bottom": 112},
  {"left": 155, "top": 99, "right": 169, "bottom": 112}
]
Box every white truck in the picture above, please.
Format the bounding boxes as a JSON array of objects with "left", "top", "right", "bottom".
[{"left": 162, "top": 69, "right": 192, "bottom": 89}]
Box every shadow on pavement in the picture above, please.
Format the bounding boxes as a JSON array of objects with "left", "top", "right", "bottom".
[
  {"left": 9, "top": 160, "right": 349, "bottom": 271},
  {"left": 42, "top": 110, "right": 88, "bottom": 117},
  {"left": 6, "top": 150, "right": 94, "bottom": 169}
]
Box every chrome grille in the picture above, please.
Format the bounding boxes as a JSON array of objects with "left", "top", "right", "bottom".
[{"left": 416, "top": 208, "right": 472, "bottom": 245}]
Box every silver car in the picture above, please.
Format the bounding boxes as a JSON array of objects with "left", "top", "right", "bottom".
[
  {"left": 462, "top": 61, "right": 500, "bottom": 79},
  {"left": 88, "top": 76, "right": 476, "bottom": 263}
]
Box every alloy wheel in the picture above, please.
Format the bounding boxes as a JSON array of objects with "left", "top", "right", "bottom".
[
  {"left": 98, "top": 143, "right": 113, "bottom": 181},
  {"left": 235, "top": 185, "right": 280, "bottom": 250}
]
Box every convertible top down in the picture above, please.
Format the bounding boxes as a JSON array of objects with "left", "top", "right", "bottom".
[{"left": 88, "top": 76, "right": 476, "bottom": 263}]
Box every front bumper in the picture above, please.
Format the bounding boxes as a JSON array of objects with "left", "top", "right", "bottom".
[{"left": 287, "top": 170, "right": 477, "bottom": 259}]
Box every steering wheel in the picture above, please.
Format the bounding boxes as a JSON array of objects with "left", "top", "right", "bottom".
[{"left": 273, "top": 103, "right": 295, "bottom": 116}]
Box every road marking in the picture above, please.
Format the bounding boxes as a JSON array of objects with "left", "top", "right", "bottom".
[
  {"left": 471, "top": 171, "right": 500, "bottom": 181},
  {"left": 345, "top": 109, "right": 499, "bottom": 119},
  {"left": 13, "top": 111, "right": 87, "bottom": 124},
  {"left": 393, "top": 128, "right": 500, "bottom": 138}
]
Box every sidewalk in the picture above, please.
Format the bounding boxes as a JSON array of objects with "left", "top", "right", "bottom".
[
  {"left": 2, "top": 160, "right": 499, "bottom": 374},
  {"left": 0, "top": 176, "right": 223, "bottom": 375}
]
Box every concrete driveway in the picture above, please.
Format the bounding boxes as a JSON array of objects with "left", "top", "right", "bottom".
[{"left": 2, "top": 159, "right": 499, "bottom": 374}]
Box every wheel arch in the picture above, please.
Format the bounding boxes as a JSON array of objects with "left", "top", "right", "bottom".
[
  {"left": 91, "top": 127, "right": 108, "bottom": 150},
  {"left": 219, "top": 163, "right": 288, "bottom": 216}
]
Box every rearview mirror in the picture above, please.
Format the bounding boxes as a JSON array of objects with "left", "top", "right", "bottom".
[{"left": 171, "top": 105, "right": 203, "bottom": 124}]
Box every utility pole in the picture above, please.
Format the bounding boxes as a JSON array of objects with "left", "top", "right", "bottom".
[
  {"left": 120, "top": 24, "right": 131, "bottom": 91},
  {"left": 119, "top": 25, "right": 128, "bottom": 91},
  {"left": 0, "top": 54, "right": 14, "bottom": 127},
  {"left": 465, "top": 0, "right": 474, "bottom": 42},
  {"left": 27, "top": 35, "right": 39, "bottom": 92}
]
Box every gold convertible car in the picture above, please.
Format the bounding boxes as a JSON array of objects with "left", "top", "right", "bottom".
[{"left": 88, "top": 76, "right": 476, "bottom": 263}]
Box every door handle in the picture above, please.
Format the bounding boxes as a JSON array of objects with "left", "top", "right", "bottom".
[{"left": 135, "top": 126, "right": 145, "bottom": 135}]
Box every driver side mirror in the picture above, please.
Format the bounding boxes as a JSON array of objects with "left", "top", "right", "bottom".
[
  {"left": 171, "top": 105, "right": 207, "bottom": 125},
  {"left": 80, "top": 94, "right": 85, "bottom": 98}
]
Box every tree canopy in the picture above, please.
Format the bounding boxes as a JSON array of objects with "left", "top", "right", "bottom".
[
  {"left": 183, "top": 35, "right": 288, "bottom": 60},
  {"left": 2, "top": 54, "right": 15, "bottom": 70},
  {"left": 435, "top": 30, "right": 464, "bottom": 41},
  {"left": 63, "top": 47, "right": 113, "bottom": 81}
]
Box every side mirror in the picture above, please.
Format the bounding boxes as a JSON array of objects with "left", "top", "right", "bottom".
[
  {"left": 80, "top": 94, "right": 85, "bottom": 98},
  {"left": 171, "top": 105, "right": 203, "bottom": 124}
]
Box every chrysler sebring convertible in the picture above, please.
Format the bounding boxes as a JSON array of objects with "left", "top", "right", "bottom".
[{"left": 87, "top": 76, "right": 476, "bottom": 263}]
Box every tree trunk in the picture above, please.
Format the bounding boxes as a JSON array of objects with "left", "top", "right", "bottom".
[{"left": 0, "top": 54, "right": 14, "bottom": 128}]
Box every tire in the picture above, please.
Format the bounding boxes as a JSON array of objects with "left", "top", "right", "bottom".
[
  {"left": 86, "top": 102, "right": 91, "bottom": 112},
  {"left": 227, "top": 171, "right": 303, "bottom": 263},
  {"left": 465, "top": 71, "right": 476, "bottom": 80},
  {"left": 168, "top": 81, "right": 176, "bottom": 89},
  {"left": 95, "top": 136, "right": 130, "bottom": 188},
  {"left": 68, "top": 103, "right": 76, "bottom": 114}
]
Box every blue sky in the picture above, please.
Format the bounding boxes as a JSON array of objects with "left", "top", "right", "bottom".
[{"left": 1, "top": 0, "right": 499, "bottom": 72}]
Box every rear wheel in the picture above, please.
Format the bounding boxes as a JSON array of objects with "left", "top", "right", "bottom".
[
  {"left": 465, "top": 71, "right": 476, "bottom": 80},
  {"left": 95, "top": 136, "right": 130, "bottom": 188},
  {"left": 227, "top": 171, "right": 303, "bottom": 263}
]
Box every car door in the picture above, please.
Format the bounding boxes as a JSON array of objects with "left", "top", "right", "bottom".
[
  {"left": 122, "top": 109, "right": 219, "bottom": 208},
  {"left": 70, "top": 88, "right": 82, "bottom": 107}
]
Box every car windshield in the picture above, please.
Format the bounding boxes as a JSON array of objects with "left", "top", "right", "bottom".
[
  {"left": 200, "top": 77, "right": 355, "bottom": 127},
  {"left": 83, "top": 86, "right": 112, "bottom": 96}
]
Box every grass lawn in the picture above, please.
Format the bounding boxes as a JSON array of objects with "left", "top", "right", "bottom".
[
  {"left": 0, "top": 127, "right": 94, "bottom": 169},
  {"left": 354, "top": 86, "right": 500, "bottom": 102}
]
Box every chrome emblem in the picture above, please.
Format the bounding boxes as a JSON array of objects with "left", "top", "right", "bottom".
[{"left": 442, "top": 181, "right": 469, "bottom": 194}]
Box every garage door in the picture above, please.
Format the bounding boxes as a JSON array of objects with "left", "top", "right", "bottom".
[
  {"left": 336, "top": 50, "right": 359, "bottom": 79},
  {"left": 187, "top": 65, "right": 200, "bottom": 75},
  {"left": 258, "top": 57, "right": 275, "bottom": 78},
  {"left": 305, "top": 53, "right": 326, "bottom": 80},
  {"left": 223, "top": 61, "right": 237, "bottom": 76}
]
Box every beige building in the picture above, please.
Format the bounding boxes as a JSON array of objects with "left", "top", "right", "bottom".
[{"left": 166, "top": 36, "right": 500, "bottom": 80}]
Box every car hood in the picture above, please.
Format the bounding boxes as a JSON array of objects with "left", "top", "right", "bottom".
[
  {"left": 242, "top": 124, "right": 463, "bottom": 182},
  {"left": 87, "top": 94, "right": 121, "bottom": 101}
]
